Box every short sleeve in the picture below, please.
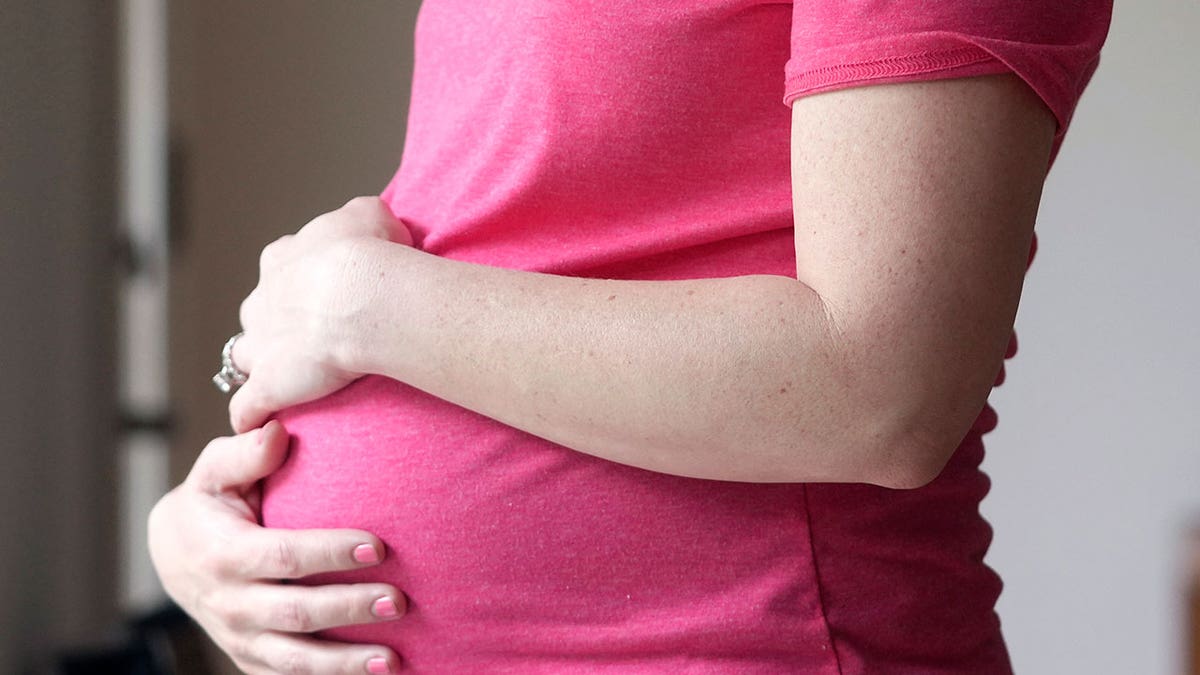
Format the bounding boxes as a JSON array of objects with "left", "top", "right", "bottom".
[{"left": 784, "top": 1, "right": 1113, "bottom": 156}]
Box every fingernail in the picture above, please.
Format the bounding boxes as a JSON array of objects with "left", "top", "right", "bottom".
[
  {"left": 372, "top": 596, "right": 400, "bottom": 618},
  {"left": 353, "top": 544, "right": 380, "bottom": 564},
  {"left": 366, "top": 656, "right": 392, "bottom": 674}
]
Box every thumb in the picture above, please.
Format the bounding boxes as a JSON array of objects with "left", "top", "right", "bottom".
[{"left": 189, "top": 421, "right": 290, "bottom": 494}]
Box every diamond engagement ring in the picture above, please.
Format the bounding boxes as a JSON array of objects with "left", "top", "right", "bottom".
[{"left": 212, "top": 332, "right": 249, "bottom": 394}]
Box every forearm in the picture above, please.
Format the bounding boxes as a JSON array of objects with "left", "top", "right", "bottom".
[
  {"left": 347, "top": 242, "right": 917, "bottom": 486},
  {"left": 233, "top": 79, "right": 1048, "bottom": 488}
]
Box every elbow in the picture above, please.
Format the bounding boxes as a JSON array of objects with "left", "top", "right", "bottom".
[
  {"left": 857, "top": 402, "right": 974, "bottom": 490},
  {"left": 835, "top": 355, "right": 1008, "bottom": 486},
  {"left": 758, "top": 412, "right": 960, "bottom": 489},
  {"left": 838, "top": 357, "right": 994, "bottom": 490},
  {"left": 869, "top": 439, "right": 952, "bottom": 490}
]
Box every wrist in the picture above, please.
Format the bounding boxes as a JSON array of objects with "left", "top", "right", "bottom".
[
  {"left": 329, "top": 237, "right": 421, "bottom": 379},
  {"left": 326, "top": 237, "right": 391, "bottom": 377}
]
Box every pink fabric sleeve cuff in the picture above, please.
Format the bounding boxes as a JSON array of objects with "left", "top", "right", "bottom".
[{"left": 784, "top": 30, "right": 1104, "bottom": 154}]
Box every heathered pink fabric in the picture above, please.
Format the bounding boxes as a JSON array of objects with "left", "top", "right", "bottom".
[{"left": 262, "top": 2, "right": 1110, "bottom": 672}]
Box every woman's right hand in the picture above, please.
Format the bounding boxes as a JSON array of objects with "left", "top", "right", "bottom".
[{"left": 148, "top": 421, "right": 404, "bottom": 674}]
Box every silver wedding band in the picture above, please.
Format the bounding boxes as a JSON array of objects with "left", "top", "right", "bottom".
[{"left": 212, "top": 332, "right": 249, "bottom": 394}]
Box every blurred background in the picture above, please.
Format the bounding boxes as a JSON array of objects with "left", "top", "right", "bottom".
[{"left": 0, "top": 1, "right": 1196, "bottom": 673}]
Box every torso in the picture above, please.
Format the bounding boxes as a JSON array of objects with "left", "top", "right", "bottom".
[{"left": 262, "top": 1, "right": 1012, "bottom": 671}]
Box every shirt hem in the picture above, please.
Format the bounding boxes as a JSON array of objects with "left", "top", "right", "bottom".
[{"left": 783, "top": 46, "right": 1006, "bottom": 106}]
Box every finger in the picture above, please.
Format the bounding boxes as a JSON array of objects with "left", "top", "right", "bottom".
[
  {"left": 229, "top": 327, "right": 260, "bottom": 374},
  {"left": 230, "top": 367, "right": 278, "bottom": 434},
  {"left": 189, "top": 422, "right": 290, "bottom": 493},
  {"left": 237, "top": 632, "right": 400, "bottom": 675},
  {"left": 238, "top": 290, "right": 264, "bottom": 335},
  {"left": 392, "top": 217, "right": 414, "bottom": 247},
  {"left": 230, "top": 526, "right": 388, "bottom": 580},
  {"left": 234, "top": 583, "right": 405, "bottom": 633},
  {"left": 259, "top": 234, "right": 294, "bottom": 272},
  {"left": 302, "top": 196, "right": 400, "bottom": 243},
  {"left": 341, "top": 195, "right": 399, "bottom": 238}
]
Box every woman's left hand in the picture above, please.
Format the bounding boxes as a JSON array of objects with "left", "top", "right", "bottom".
[{"left": 229, "top": 196, "right": 411, "bottom": 433}]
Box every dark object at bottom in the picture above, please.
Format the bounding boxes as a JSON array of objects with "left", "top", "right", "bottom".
[{"left": 56, "top": 603, "right": 212, "bottom": 675}]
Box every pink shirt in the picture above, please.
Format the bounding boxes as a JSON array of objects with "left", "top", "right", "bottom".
[{"left": 263, "top": 2, "right": 1111, "bottom": 672}]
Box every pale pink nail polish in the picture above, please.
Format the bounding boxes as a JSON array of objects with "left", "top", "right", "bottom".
[
  {"left": 372, "top": 597, "right": 399, "bottom": 618},
  {"left": 366, "top": 656, "right": 391, "bottom": 674},
  {"left": 353, "top": 544, "right": 380, "bottom": 564}
]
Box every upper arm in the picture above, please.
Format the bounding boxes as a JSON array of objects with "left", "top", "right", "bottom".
[{"left": 790, "top": 74, "right": 1056, "bottom": 486}]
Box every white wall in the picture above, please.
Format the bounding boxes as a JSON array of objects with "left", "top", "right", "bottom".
[{"left": 982, "top": 2, "right": 1200, "bottom": 673}]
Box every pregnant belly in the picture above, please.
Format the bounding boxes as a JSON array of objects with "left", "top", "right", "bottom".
[{"left": 262, "top": 376, "right": 837, "bottom": 673}]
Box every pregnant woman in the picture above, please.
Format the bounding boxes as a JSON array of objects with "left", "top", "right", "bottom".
[{"left": 149, "top": 2, "right": 1111, "bottom": 673}]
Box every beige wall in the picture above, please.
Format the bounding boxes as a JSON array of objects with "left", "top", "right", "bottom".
[
  {"left": 168, "top": 0, "right": 419, "bottom": 484},
  {"left": 168, "top": 3, "right": 418, "bottom": 670},
  {"left": 0, "top": 2, "right": 120, "bottom": 672}
]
